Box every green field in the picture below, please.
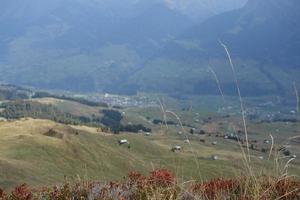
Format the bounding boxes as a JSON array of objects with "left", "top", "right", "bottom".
[
  {"left": 0, "top": 118, "right": 298, "bottom": 190},
  {"left": 0, "top": 96, "right": 299, "bottom": 191}
]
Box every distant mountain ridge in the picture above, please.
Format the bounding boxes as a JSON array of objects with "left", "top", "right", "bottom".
[
  {"left": 165, "top": 0, "right": 247, "bottom": 21},
  {"left": 173, "top": 0, "right": 300, "bottom": 64},
  {"left": 0, "top": 0, "right": 247, "bottom": 93},
  {"left": 1, "top": 0, "right": 299, "bottom": 97},
  {"left": 124, "top": 0, "right": 300, "bottom": 96}
]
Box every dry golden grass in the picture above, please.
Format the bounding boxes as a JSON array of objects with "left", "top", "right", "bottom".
[
  {"left": 0, "top": 118, "right": 252, "bottom": 190},
  {"left": 70, "top": 124, "right": 110, "bottom": 136},
  {"left": 30, "top": 97, "right": 102, "bottom": 117}
]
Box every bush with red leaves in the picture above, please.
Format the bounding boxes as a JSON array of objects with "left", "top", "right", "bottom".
[
  {"left": 0, "top": 170, "right": 299, "bottom": 200},
  {"left": 274, "top": 179, "right": 300, "bottom": 200},
  {"left": 11, "top": 184, "right": 32, "bottom": 200},
  {"left": 148, "top": 169, "right": 175, "bottom": 187},
  {"left": 128, "top": 171, "right": 147, "bottom": 188},
  {"left": 190, "top": 177, "right": 300, "bottom": 200},
  {"left": 0, "top": 188, "right": 7, "bottom": 199},
  {"left": 192, "top": 178, "right": 239, "bottom": 199}
]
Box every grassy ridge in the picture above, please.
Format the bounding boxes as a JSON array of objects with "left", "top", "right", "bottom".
[
  {"left": 0, "top": 96, "right": 298, "bottom": 194},
  {"left": 0, "top": 118, "right": 249, "bottom": 190}
]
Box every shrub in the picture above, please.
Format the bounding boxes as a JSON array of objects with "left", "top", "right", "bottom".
[
  {"left": 101, "top": 110, "right": 122, "bottom": 122},
  {"left": 152, "top": 119, "right": 177, "bottom": 125},
  {"left": 191, "top": 178, "right": 239, "bottom": 199},
  {"left": 120, "top": 124, "right": 151, "bottom": 133},
  {"left": 148, "top": 169, "right": 176, "bottom": 187},
  {"left": 0, "top": 170, "right": 299, "bottom": 200},
  {"left": 190, "top": 177, "right": 300, "bottom": 200},
  {"left": 153, "top": 119, "right": 162, "bottom": 124},
  {"left": 128, "top": 171, "right": 147, "bottom": 189},
  {"left": 0, "top": 188, "right": 7, "bottom": 199},
  {"left": 11, "top": 184, "right": 32, "bottom": 200}
]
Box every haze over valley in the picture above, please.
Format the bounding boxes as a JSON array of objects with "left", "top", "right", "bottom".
[{"left": 0, "top": 1, "right": 299, "bottom": 199}]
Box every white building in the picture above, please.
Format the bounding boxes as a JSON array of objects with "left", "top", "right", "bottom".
[{"left": 118, "top": 139, "right": 129, "bottom": 145}]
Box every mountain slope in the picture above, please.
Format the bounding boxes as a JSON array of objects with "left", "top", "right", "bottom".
[
  {"left": 180, "top": 0, "right": 300, "bottom": 64},
  {"left": 166, "top": 0, "right": 247, "bottom": 21},
  {"left": 0, "top": 0, "right": 247, "bottom": 93},
  {"left": 0, "top": 1, "right": 190, "bottom": 92},
  {"left": 127, "top": 0, "right": 300, "bottom": 96},
  {"left": 109, "top": 4, "right": 192, "bottom": 55},
  {"left": 0, "top": 118, "right": 241, "bottom": 190}
]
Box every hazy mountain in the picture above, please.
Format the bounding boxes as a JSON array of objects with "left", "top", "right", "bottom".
[
  {"left": 165, "top": 0, "right": 247, "bottom": 21},
  {"left": 0, "top": 0, "right": 247, "bottom": 51},
  {"left": 0, "top": 0, "right": 275, "bottom": 95},
  {"left": 178, "top": 0, "right": 300, "bottom": 64},
  {"left": 127, "top": 0, "right": 300, "bottom": 96},
  {"left": 0, "top": 0, "right": 188, "bottom": 92},
  {"left": 108, "top": 4, "right": 192, "bottom": 57}
]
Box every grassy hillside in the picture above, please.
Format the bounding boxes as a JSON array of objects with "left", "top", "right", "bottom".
[
  {"left": 0, "top": 116, "right": 299, "bottom": 191},
  {"left": 0, "top": 117, "right": 271, "bottom": 190},
  {"left": 32, "top": 97, "right": 104, "bottom": 117},
  {"left": 0, "top": 93, "right": 298, "bottom": 192}
]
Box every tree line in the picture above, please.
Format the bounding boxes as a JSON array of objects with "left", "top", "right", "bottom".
[
  {"left": 32, "top": 92, "right": 108, "bottom": 107},
  {"left": 0, "top": 101, "right": 151, "bottom": 134}
]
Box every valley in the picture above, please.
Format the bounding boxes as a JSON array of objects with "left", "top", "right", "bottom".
[
  {"left": 0, "top": 85, "right": 299, "bottom": 191},
  {"left": 0, "top": 0, "right": 300, "bottom": 198}
]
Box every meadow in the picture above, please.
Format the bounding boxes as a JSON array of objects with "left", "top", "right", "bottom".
[{"left": 0, "top": 90, "right": 299, "bottom": 199}]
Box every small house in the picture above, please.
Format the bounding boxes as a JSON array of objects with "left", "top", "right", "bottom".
[
  {"left": 0, "top": 117, "right": 7, "bottom": 122},
  {"left": 190, "top": 128, "right": 196, "bottom": 134},
  {"left": 144, "top": 132, "right": 151, "bottom": 136},
  {"left": 291, "top": 155, "right": 297, "bottom": 159},
  {"left": 258, "top": 156, "right": 264, "bottom": 160},
  {"left": 264, "top": 140, "right": 270, "bottom": 144},
  {"left": 211, "top": 155, "right": 219, "bottom": 160},
  {"left": 172, "top": 145, "right": 182, "bottom": 152},
  {"left": 118, "top": 139, "right": 129, "bottom": 145}
]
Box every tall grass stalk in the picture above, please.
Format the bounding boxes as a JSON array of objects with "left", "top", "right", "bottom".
[
  {"left": 283, "top": 157, "right": 296, "bottom": 176},
  {"left": 208, "top": 65, "right": 226, "bottom": 106},
  {"left": 220, "top": 41, "right": 250, "bottom": 162},
  {"left": 156, "top": 98, "right": 203, "bottom": 182},
  {"left": 293, "top": 82, "right": 299, "bottom": 139},
  {"left": 268, "top": 134, "right": 274, "bottom": 161},
  {"left": 157, "top": 97, "right": 169, "bottom": 131},
  {"left": 165, "top": 110, "right": 203, "bottom": 181},
  {"left": 294, "top": 82, "right": 299, "bottom": 114}
]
